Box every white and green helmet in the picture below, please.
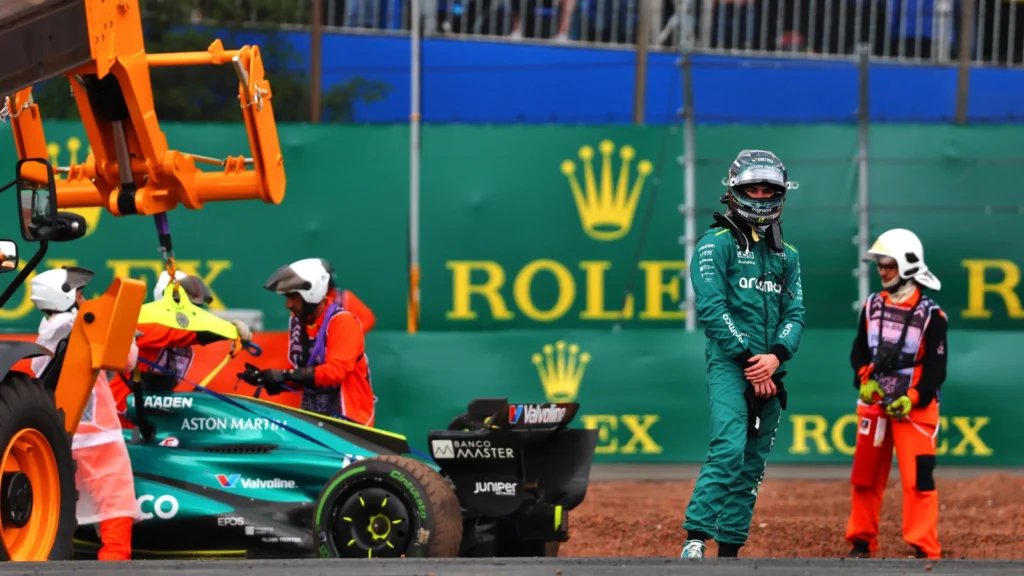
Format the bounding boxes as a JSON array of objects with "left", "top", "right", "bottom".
[{"left": 721, "top": 149, "right": 798, "bottom": 225}]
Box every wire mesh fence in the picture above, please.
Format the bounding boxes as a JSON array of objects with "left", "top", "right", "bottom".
[{"left": 150, "top": 0, "right": 1024, "bottom": 68}]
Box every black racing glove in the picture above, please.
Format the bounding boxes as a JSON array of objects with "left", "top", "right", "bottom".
[
  {"left": 255, "top": 369, "right": 289, "bottom": 395},
  {"left": 287, "top": 366, "right": 317, "bottom": 389},
  {"left": 238, "top": 364, "right": 317, "bottom": 395},
  {"left": 238, "top": 364, "right": 285, "bottom": 395}
]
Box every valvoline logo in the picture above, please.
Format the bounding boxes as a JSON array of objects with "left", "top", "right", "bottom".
[
  {"left": 508, "top": 403, "right": 568, "bottom": 425},
  {"left": 216, "top": 474, "right": 241, "bottom": 488},
  {"left": 214, "top": 473, "right": 298, "bottom": 490}
]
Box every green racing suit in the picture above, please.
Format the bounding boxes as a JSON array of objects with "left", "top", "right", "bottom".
[{"left": 683, "top": 215, "right": 806, "bottom": 546}]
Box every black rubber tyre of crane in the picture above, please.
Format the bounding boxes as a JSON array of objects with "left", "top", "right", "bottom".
[{"left": 0, "top": 371, "right": 78, "bottom": 561}]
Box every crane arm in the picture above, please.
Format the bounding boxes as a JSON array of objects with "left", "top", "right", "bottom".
[{"left": 0, "top": 0, "right": 286, "bottom": 216}]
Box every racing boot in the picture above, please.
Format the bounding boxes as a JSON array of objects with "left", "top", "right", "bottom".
[{"left": 681, "top": 539, "right": 705, "bottom": 558}]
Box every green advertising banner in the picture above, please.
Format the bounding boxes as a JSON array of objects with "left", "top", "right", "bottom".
[
  {"left": 0, "top": 122, "right": 1022, "bottom": 332},
  {"left": 867, "top": 124, "right": 1024, "bottom": 331},
  {"left": 364, "top": 328, "right": 1016, "bottom": 467},
  {"left": 0, "top": 122, "right": 411, "bottom": 333},
  {"left": 420, "top": 125, "right": 859, "bottom": 332}
]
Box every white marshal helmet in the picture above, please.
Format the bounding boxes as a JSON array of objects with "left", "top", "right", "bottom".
[
  {"left": 264, "top": 258, "right": 330, "bottom": 304},
  {"left": 864, "top": 228, "right": 941, "bottom": 291},
  {"left": 30, "top": 266, "right": 96, "bottom": 314}
]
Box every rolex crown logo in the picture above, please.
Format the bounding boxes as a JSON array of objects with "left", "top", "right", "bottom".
[
  {"left": 531, "top": 340, "right": 591, "bottom": 403},
  {"left": 47, "top": 136, "right": 101, "bottom": 237},
  {"left": 560, "top": 139, "right": 653, "bottom": 242}
]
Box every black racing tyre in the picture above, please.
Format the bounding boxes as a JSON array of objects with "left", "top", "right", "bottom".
[
  {"left": 0, "top": 371, "right": 78, "bottom": 561},
  {"left": 313, "top": 455, "right": 462, "bottom": 559}
]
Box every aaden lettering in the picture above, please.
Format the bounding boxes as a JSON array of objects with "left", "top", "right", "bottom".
[
  {"left": 0, "top": 258, "right": 231, "bottom": 321},
  {"left": 580, "top": 414, "right": 663, "bottom": 455},
  {"left": 446, "top": 259, "right": 687, "bottom": 323},
  {"left": 788, "top": 414, "right": 994, "bottom": 457}
]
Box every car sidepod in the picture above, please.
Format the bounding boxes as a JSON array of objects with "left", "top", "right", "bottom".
[{"left": 74, "top": 391, "right": 401, "bottom": 559}]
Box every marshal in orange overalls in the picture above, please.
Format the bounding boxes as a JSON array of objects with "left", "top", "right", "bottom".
[
  {"left": 845, "top": 285, "right": 948, "bottom": 559},
  {"left": 33, "top": 312, "right": 140, "bottom": 561}
]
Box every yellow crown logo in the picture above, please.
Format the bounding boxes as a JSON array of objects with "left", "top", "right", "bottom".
[
  {"left": 560, "top": 140, "right": 653, "bottom": 242},
  {"left": 47, "top": 136, "right": 101, "bottom": 237},
  {"left": 531, "top": 340, "right": 591, "bottom": 403}
]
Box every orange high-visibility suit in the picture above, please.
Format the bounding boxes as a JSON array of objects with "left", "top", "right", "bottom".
[
  {"left": 846, "top": 286, "right": 948, "bottom": 559},
  {"left": 287, "top": 303, "right": 376, "bottom": 426},
  {"left": 33, "top": 311, "right": 140, "bottom": 561},
  {"left": 328, "top": 288, "right": 376, "bottom": 334}
]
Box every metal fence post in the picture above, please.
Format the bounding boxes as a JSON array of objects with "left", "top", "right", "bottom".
[
  {"left": 310, "top": 0, "right": 322, "bottom": 123},
  {"left": 956, "top": 0, "right": 976, "bottom": 124},
  {"left": 634, "top": 0, "right": 649, "bottom": 125},
  {"left": 408, "top": 0, "right": 422, "bottom": 334},
  {"left": 854, "top": 43, "right": 871, "bottom": 312},
  {"left": 678, "top": 0, "right": 697, "bottom": 333}
]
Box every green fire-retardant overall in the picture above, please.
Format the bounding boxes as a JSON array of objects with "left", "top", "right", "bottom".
[{"left": 683, "top": 218, "right": 806, "bottom": 546}]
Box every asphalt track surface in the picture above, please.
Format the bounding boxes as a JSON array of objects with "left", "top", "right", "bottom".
[
  {"left": 5, "top": 558, "right": 1024, "bottom": 575},
  {"left": 5, "top": 465, "right": 1022, "bottom": 575}
]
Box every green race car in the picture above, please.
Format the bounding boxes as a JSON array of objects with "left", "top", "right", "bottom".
[{"left": 71, "top": 386, "right": 599, "bottom": 560}]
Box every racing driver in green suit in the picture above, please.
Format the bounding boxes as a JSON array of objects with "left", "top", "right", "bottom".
[{"left": 681, "top": 150, "right": 806, "bottom": 559}]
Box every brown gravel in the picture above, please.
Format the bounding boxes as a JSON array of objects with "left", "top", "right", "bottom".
[{"left": 560, "top": 473, "right": 1024, "bottom": 559}]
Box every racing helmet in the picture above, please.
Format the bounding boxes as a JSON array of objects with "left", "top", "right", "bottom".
[
  {"left": 153, "top": 270, "right": 215, "bottom": 306},
  {"left": 30, "top": 266, "right": 95, "bottom": 314},
  {"left": 264, "top": 258, "right": 331, "bottom": 305},
  {"left": 864, "top": 228, "right": 941, "bottom": 291},
  {"left": 720, "top": 150, "right": 796, "bottom": 226}
]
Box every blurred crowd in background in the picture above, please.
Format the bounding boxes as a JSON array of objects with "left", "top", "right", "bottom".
[{"left": 180, "top": 0, "right": 1024, "bottom": 67}]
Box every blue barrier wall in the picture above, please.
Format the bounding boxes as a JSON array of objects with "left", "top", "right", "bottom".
[{"left": 211, "top": 29, "right": 1024, "bottom": 124}]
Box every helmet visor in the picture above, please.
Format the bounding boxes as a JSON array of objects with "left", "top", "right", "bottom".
[
  {"left": 731, "top": 166, "right": 787, "bottom": 195},
  {"left": 264, "top": 265, "right": 312, "bottom": 295},
  {"left": 179, "top": 276, "right": 214, "bottom": 306},
  {"left": 62, "top": 266, "right": 95, "bottom": 292}
]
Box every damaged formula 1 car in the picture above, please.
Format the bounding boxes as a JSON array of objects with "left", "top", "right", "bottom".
[{"left": 72, "top": 390, "right": 598, "bottom": 560}]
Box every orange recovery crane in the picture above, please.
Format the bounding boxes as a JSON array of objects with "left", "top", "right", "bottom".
[{"left": 0, "top": 0, "right": 286, "bottom": 561}]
